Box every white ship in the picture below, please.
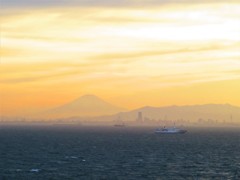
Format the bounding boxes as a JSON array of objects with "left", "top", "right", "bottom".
[{"left": 155, "top": 126, "right": 187, "bottom": 134}]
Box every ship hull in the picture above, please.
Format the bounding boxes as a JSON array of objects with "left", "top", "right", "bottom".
[
  {"left": 155, "top": 128, "right": 187, "bottom": 134},
  {"left": 155, "top": 129, "right": 187, "bottom": 134}
]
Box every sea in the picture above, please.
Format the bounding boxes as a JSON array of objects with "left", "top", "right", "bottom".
[{"left": 0, "top": 125, "right": 240, "bottom": 180}]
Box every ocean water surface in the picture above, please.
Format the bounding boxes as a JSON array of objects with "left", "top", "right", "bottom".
[{"left": 0, "top": 125, "right": 240, "bottom": 179}]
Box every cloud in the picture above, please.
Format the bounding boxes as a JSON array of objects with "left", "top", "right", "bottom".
[
  {"left": 0, "top": 63, "right": 85, "bottom": 84},
  {"left": 1, "top": 2, "right": 239, "bottom": 88},
  {"left": 90, "top": 44, "right": 229, "bottom": 61}
]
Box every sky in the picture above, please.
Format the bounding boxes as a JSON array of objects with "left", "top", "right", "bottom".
[{"left": 1, "top": 0, "right": 240, "bottom": 116}]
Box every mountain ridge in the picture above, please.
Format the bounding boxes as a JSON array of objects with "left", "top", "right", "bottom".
[
  {"left": 87, "top": 103, "right": 240, "bottom": 123},
  {"left": 38, "top": 94, "right": 126, "bottom": 118},
  {"left": 32, "top": 94, "right": 240, "bottom": 124}
]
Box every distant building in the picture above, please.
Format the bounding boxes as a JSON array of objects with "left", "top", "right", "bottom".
[
  {"left": 136, "top": 112, "right": 143, "bottom": 122},
  {"left": 144, "top": 117, "right": 150, "bottom": 122}
]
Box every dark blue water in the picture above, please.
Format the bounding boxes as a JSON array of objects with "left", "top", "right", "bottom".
[{"left": 0, "top": 125, "right": 240, "bottom": 179}]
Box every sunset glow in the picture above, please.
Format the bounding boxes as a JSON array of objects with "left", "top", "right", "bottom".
[{"left": 1, "top": 1, "right": 240, "bottom": 116}]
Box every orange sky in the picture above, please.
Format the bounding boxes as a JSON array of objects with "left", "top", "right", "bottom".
[{"left": 1, "top": 1, "right": 240, "bottom": 116}]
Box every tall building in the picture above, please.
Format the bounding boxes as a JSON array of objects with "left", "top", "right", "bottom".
[{"left": 137, "top": 112, "right": 143, "bottom": 122}]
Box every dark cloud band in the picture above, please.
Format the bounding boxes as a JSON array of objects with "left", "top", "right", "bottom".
[{"left": 1, "top": 0, "right": 238, "bottom": 8}]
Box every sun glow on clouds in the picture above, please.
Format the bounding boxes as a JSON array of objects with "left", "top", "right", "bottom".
[{"left": 1, "top": 2, "right": 240, "bottom": 115}]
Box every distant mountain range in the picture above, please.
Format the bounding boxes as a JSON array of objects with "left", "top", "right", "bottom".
[
  {"left": 39, "top": 94, "right": 126, "bottom": 118},
  {"left": 88, "top": 104, "right": 240, "bottom": 123},
  {"left": 33, "top": 94, "right": 240, "bottom": 124}
]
